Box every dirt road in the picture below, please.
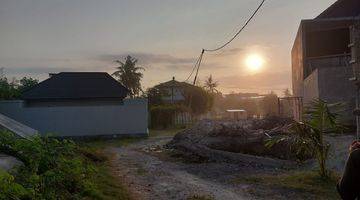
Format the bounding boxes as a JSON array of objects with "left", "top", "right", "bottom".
[
  {"left": 108, "top": 136, "right": 258, "bottom": 200},
  {"left": 108, "top": 134, "right": 353, "bottom": 200}
]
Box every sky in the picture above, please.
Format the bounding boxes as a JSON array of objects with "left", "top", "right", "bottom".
[{"left": 0, "top": 0, "right": 337, "bottom": 94}]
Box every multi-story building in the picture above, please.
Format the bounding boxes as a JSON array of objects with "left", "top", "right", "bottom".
[{"left": 291, "top": 0, "right": 360, "bottom": 122}]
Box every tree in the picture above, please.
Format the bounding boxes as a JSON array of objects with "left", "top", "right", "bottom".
[
  {"left": 145, "top": 86, "right": 166, "bottom": 106},
  {"left": 18, "top": 77, "right": 38, "bottom": 92},
  {"left": 112, "top": 56, "right": 144, "bottom": 98},
  {"left": 0, "top": 76, "right": 39, "bottom": 100},
  {"left": 183, "top": 85, "right": 213, "bottom": 115},
  {"left": 0, "top": 77, "right": 19, "bottom": 100},
  {"left": 204, "top": 75, "right": 219, "bottom": 93},
  {"left": 283, "top": 88, "right": 292, "bottom": 97},
  {"left": 261, "top": 91, "right": 278, "bottom": 117}
]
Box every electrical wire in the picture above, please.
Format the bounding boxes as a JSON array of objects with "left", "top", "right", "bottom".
[
  {"left": 204, "top": 0, "right": 266, "bottom": 52},
  {"left": 185, "top": 53, "right": 202, "bottom": 82},
  {"left": 193, "top": 49, "right": 204, "bottom": 85},
  {"left": 184, "top": 0, "right": 266, "bottom": 84}
]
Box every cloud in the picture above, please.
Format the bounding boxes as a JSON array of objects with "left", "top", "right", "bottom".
[
  {"left": 217, "top": 70, "right": 291, "bottom": 92},
  {"left": 5, "top": 66, "right": 78, "bottom": 74},
  {"left": 97, "top": 53, "right": 195, "bottom": 66},
  {"left": 215, "top": 48, "right": 243, "bottom": 56}
]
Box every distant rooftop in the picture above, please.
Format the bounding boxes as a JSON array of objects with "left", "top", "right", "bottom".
[
  {"left": 316, "top": 0, "right": 360, "bottom": 19},
  {"left": 22, "top": 72, "right": 129, "bottom": 100},
  {"left": 156, "top": 77, "right": 194, "bottom": 88},
  {"left": 226, "top": 109, "right": 246, "bottom": 113}
]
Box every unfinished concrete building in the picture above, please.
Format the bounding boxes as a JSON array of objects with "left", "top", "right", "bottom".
[{"left": 291, "top": 0, "right": 360, "bottom": 122}]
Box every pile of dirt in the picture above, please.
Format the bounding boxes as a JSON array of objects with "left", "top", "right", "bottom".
[{"left": 166, "top": 117, "right": 301, "bottom": 168}]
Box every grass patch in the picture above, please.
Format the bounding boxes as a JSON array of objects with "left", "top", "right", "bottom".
[
  {"left": 235, "top": 171, "right": 340, "bottom": 200},
  {"left": 93, "top": 164, "right": 131, "bottom": 200},
  {"left": 80, "top": 137, "right": 144, "bottom": 149},
  {"left": 77, "top": 144, "right": 133, "bottom": 200},
  {"left": 187, "top": 194, "right": 214, "bottom": 200},
  {"left": 149, "top": 128, "right": 183, "bottom": 138},
  {"left": 135, "top": 166, "right": 148, "bottom": 176},
  {"left": 81, "top": 128, "right": 183, "bottom": 149}
]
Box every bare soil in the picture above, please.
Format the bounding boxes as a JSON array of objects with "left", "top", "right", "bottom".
[
  {"left": 106, "top": 118, "right": 354, "bottom": 200},
  {"left": 108, "top": 134, "right": 346, "bottom": 200}
]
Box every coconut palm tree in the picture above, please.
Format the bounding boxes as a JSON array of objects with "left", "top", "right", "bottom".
[
  {"left": 112, "top": 56, "right": 144, "bottom": 98},
  {"left": 204, "top": 75, "right": 219, "bottom": 93}
]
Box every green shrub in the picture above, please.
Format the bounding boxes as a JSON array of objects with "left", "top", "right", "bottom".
[
  {"left": 0, "top": 170, "right": 29, "bottom": 199},
  {"left": 0, "top": 131, "right": 103, "bottom": 199}
]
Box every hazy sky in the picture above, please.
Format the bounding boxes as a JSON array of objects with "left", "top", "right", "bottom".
[{"left": 0, "top": 0, "right": 336, "bottom": 94}]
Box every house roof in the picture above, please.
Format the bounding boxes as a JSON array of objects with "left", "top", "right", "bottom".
[
  {"left": 156, "top": 77, "right": 194, "bottom": 89},
  {"left": 316, "top": 0, "right": 360, "bottom": 19},
  {"left": 21, "top": 72, "right": 129, "bottom": 100}
]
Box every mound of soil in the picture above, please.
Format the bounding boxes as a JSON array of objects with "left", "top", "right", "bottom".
[{"left": 166, "top": 117, "right": 303, "bottom": 168}]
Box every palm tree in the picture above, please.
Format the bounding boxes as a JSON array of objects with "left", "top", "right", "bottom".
[
  {"left": 283, "top": 88, "right": 292, "bottom": 97},
  {"left": 267, "top": 99, "right": 344, "bottom": 177},
  {"left": 112, "top": 56, "right": 144, "bottom": 98},
  {"left": 204, "top": 75, "right": 219, "bottom": 93}
]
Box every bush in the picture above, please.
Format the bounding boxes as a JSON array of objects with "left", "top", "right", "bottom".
[
  {"left": 0, "top": 170, "right": 28, "bottom": 199},
  {"left": 0, "top": 131, "right": 104, "bottom": 199}
]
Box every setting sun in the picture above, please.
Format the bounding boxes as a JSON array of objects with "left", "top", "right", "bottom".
[{"left": 245, "top": 54, "right": 264, "bottom": 72}]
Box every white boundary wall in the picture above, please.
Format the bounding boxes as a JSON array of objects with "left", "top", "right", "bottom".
[{"left": 0, "top": 99, "right": 148, "bottom": 137}]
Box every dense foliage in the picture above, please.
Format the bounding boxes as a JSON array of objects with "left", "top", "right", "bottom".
[
  {"left": 0, "top": 77, "right": 38, "bottom": 100},
  {"left": 150, "top": 104, "right": 189, "bottom": 129},
  {"left": 112, "top": 55, "right": 144, "bottom": 98},
  {"left": 183, "top": 85, "right": 213, "bottom": 115},
  {"left": 146, "top": 82, "right": 214, "bottom": 128},
  {"left": 0, "top": 131, "right": 109, "bottom": 199},
  {"left": 261, "top": 92, "right": 279, "bottom": 117}
]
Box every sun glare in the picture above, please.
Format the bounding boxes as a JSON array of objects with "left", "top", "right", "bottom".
[{"left": 245, "top": 54, "right": 264, "bottom": 72}]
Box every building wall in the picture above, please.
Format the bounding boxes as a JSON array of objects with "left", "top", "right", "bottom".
[
  {"left": 291, "top": 18, "right": 355, "bottom": 122},
  {"left": 292, "top": 22, "right": 305, "bottom": 98},
  {"left": 303, "top": 69, "right": 320, "bottom": 105},
  {"left": 318, "top": 66, "right": 356, "bottom": 123},
  {"left": 0, "top": 98, "right": 148, "bottom": 137},
  {"left": 303, "top": 66, "right": 355, "bottom": 123},
  {"left": 162, "top": 87, "right": 185, "bottom": 103}
]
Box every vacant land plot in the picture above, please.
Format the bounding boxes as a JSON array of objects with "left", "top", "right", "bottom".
[{"left": 95, "top": 129, "right": 349, "bottom": 200}]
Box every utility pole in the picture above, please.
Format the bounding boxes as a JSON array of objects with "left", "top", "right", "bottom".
[{"left": 349, "top": 19, "right": 360, "bottom": 140}]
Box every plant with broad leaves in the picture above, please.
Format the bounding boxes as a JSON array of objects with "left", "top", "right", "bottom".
[{"left": 266, "top": 99, "right": 345, "bottom": 177}]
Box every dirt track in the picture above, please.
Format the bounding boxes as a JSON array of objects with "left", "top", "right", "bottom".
[
  {"left": 108, "top": 136, "right": 281, "bottom": 200},
  {"left": 107, "top": 134, "right": 353, "bottom": 200}
]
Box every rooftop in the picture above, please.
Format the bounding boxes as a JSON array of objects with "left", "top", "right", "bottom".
[
  {"left": 22, "top": 72, "right": 129, "bottom": 100},
  {"left": 316, "top": 0, "right": 360, "bottom": 19},
  {"left": 156, "top": 77, "right": 194, "bottom": 88}
]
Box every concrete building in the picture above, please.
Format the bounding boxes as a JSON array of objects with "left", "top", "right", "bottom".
[
  {"left": 0, "top": 72, "right": 148, "bottom": 137},
  {"left": 291, "top": 0, "right": 360, "bottom": 122}
]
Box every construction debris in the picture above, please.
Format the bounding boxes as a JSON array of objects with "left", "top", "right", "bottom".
[{"left": 166, "top": 117, "right": 302, "bottom": 168}]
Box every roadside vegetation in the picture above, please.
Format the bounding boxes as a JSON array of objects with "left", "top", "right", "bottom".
[
  {"left": 0, "top": 75, "right": 38, "bottom": 100},
  {"left": 187, "top": 195, "right": 214, "bottom": 200},
  {"left": 235, "top": 171, "right": 340, "bottom": 200},
  {"left": 267, "top": 99, "right": 345, "bottom": 177},
  {"left": 0, "top": 131, "right": 131, "bottom": 200}
]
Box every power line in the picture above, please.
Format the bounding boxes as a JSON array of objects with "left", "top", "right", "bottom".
[
  {"left": 204, "top": 0, "right": 266, "bottom": 52},
  {"left": 186, "top": 0, "right": 266, "bottom": 84},
  {"left": 185, "top": 53, "right": 202, "bottom": 82},
  {"left": 193, "top": 49, "right": 205, "bottom": 85}
]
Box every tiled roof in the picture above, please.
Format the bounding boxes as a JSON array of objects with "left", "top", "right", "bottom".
[{"left": 22, "top": 72, "right": 129, "bottom": 100}]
